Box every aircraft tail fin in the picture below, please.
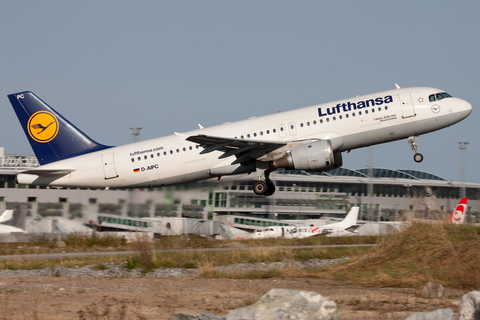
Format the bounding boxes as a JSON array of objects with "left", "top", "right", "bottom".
[
  {"left": 338, "top": 207, "right": 359, "bottom": 228},
  {"left": 0, "top": 210, "right": 13, "bottom": 223},
  {"left": 8, "top": 92, "right": 111, "bottom": 165},
  {"left": 448, "top": 198, "right": 468, "bottom": 224}
]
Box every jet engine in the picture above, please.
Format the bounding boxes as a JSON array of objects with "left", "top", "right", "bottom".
[{"left": 272, "top": 140, "right": 342, "bottom": 171}]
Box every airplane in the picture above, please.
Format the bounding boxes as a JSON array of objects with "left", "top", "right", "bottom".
[
  {"left": 448, "top": 198, "right": 468, "bottom": 224},
  {"left": 7, "top": 86, "right": 472, "bottom": 196},
  {"left": 0, "top": 209, "right": 28, "bottom": 233},
  {"left": 252, "top": 207, "right": 360, "bottom": 238}
]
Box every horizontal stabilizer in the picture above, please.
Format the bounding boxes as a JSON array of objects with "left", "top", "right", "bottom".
[{"left": 20, "top": 168, "right": 76, "bottom": 175}]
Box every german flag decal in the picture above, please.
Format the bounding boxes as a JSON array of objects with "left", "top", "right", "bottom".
[{"left": 133, "top": 168, "right": 140, "bottom": 173}]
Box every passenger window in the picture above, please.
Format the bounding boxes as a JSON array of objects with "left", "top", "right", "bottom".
[
  {"left": 273, "top": 128, "right": 276, "bottom": 133},
  {"left": 300, "top": 123, "right": 304, "bottom": 127},
  {"left": 266, "top": 130, "right": 270, "bottom": 134},
  {"left": 131, "top": 158, "right": 134, "bottom": 162}
]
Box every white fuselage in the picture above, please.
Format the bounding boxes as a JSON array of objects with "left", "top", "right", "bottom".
[
  {"left": 252, "top": 225, "right": 356, "bottom": 239},
  {"left": 17, "top": 87, "right": 472, "bottom": 189}
]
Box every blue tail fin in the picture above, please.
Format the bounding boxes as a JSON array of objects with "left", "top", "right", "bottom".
[{"left": 8, "top": 91, "right": 112, "bottom": 165}]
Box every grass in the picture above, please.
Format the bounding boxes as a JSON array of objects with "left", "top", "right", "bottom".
[
  {"left": 0, "top": 232, "right": 378, "bottom": 256},
  {"left": 0, "top": 232, "right": 374, "bottom": 272},
  {"left": 318, "top": 221, "right": 480, "bottom": 289},
  {"left": 10, "top": 222, "right": 480, "bottom": 290}
]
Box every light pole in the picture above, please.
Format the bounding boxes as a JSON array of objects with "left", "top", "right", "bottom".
[
  {"left": 129, "top": 127, "right": 142, "bottom": 143},
  {"left": 459, "top": 142, "right": 469, "bottom": 199}
]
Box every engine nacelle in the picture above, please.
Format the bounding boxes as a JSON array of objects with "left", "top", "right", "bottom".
[{"left": 273, "top": 140, "right": 342, "bottom": 171}]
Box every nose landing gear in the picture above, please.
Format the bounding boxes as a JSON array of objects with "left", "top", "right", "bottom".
[{"left": 408, "top": 136, "right": 424, "bottom": 163}]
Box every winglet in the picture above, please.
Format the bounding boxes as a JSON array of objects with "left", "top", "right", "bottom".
[{"left": 8, "top": 92, "right": 112, "bottom": 165}]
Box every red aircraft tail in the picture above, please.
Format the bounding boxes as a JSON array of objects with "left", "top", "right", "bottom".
[{"left": 448, "top": 198, "right": 468, "bottom": 224}]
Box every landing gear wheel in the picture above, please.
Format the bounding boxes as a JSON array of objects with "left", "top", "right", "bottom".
[
  {"left": 414, "top": 153, "right": 424, "bottom": 163},
  {"left": 253, "top": 181, "right": 268, "bottom": 195},
  {"left": 264, "top": 182, "right": 276, "bottom": 196}
]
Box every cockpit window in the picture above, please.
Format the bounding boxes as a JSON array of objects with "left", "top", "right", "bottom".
[{"left": 429, "top": 92, "right": 452, "bottom": 102}]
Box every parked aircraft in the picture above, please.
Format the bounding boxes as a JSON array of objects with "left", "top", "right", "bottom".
[
  {"left": 448, "top": 198, "right": 468, "bottom": 224},
  {"left": 252, "top": 207, "right": 360, "bottom": 239},
  {"left": 8, "top": 86, "right": 471, "bottom": 195}
]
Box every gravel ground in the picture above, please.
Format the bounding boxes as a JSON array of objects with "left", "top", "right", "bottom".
[
  {"left": 0, "top": 257, "right": 467, "bottom": 319},
  {"left": 0, "top": 257, "right": 350, "bottom": 278}
]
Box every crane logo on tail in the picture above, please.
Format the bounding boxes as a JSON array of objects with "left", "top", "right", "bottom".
[{"left": 27, "top": 111, "right": 59, "bottom": 143}]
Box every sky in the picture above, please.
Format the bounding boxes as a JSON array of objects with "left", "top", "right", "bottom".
[{"left": 0, "top": 1, "right": 479, "bottom": 183}]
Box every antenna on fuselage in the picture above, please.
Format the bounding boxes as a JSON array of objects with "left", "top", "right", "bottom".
[{"left": 395, "top": 84, "right": 401, "bottom": 89}]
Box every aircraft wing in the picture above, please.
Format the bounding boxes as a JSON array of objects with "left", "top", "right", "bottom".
[{"left": 186, "top": 134, "right": 287, "bottom": 164}]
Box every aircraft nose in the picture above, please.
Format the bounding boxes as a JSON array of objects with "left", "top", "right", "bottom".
[{"left": 460, "top": 99, "right": 473, "bottom": 117}]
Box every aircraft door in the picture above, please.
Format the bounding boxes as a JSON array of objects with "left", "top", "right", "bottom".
[
  {"left": 399, "top": 92, "right": 416, "bottom": 118},
  {"left": 102, "top": 153, "right": 118, "bottom": 179}
]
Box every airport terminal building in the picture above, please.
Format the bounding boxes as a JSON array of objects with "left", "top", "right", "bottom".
[{"left": 0, "top": 148, "right": 479, "bottom": 228}]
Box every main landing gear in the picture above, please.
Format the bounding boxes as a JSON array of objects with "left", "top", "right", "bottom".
[
  {"left": 253, "top": 161, "right": 276, "bottom": 196},
  {"left": 408, "top": 136, "right": 424, "bottom": 163}
]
